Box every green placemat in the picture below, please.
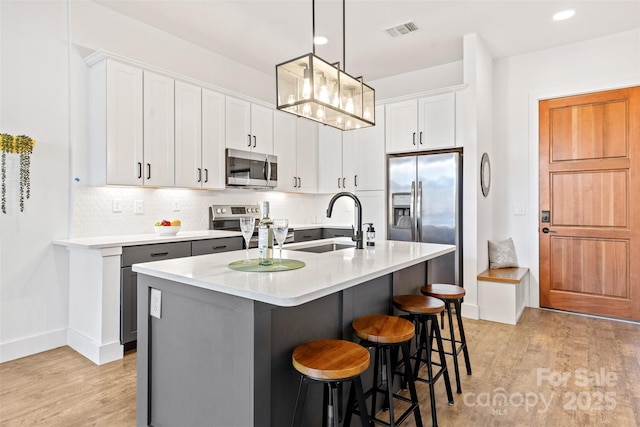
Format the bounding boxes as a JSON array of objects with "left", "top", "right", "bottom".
[{"left": 228, "top": 258, "right": 306, "bottom": 272}]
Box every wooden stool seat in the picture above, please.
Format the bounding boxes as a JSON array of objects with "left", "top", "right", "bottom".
[
  {"left": 347, "top": 315, "right": 423, "bottom": 427},
  {"left": 421, "top": 284, "right": 466, "bottom": 300},
  {"left": 292, "top": 340, "right": 370, "bottom": 380},
  {"left": 352, "top": 315, "right": 415, "bottom": 344},
  {"left": 393, "top": 294, "right": 445, "bottom": 315},
  {"left": 291, "top": 340, "right": 371, "bottom": 427}
]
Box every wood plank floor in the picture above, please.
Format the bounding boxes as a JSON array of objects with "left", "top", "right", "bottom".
[{"left": 1, "top": 308, "right": 639, "bottom": 426}]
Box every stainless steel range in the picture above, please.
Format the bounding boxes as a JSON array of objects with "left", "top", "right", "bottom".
[{"left": 209, "top": 204, "right": 293, "bottom": 248}]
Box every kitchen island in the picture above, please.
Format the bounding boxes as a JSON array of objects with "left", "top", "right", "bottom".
[{"left": 133, "top": 239, "right": 455, "bottom": 427}]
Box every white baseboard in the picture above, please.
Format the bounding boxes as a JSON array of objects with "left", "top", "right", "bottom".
[
  {"left": 0, "top": 328, "right": 67, "bottom": 363},
  {"left": 67, "top": 328, "right": 123, "bottom": 365},
  {"left": 461, "top": 302, "right": 479, "bottom": 320}
]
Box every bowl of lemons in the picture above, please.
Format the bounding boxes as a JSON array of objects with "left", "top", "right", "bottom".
[{"left": 154, "top": 219, "right": 181, "bottom": 236}]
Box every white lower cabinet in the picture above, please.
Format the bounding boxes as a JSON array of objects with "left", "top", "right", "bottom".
[{"left": 274, "top": 111, "right": 317, "bottom": 193}]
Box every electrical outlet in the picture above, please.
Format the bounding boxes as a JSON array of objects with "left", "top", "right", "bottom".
[
  {"left": 150, "top": 289, "right": 162, "bottom": 319},
  {"left": 112, "top": 199, "right": 122, "bottom": 213},
  {"left": 134, "top": 200, "right": 144, "bottom": 215},
  {"left": 172, "top": 200, "right": 180, "bottom": 212}
]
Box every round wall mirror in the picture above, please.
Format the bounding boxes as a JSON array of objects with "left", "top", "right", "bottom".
[{"left": 481, "top": 152, "right": 491, "bottom": 197}]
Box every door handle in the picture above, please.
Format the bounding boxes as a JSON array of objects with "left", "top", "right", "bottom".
[
  {"left": 417, "top": 181, "right": 423, "bottom": 241},
  {"left": 137, "top": 162, "right": 143, "bottom": 179},
  {"left": 412, "top": 132, "right": 416, "bottom": 146},
  {"left": 298, "top": 177, "right": 301, "bottom": 188},
  {"left": 293, "top": 176, "right": 298, "bottom": 188},
  {"left": 410, "top": 181, "right": 416, "bottom": 241},
  {"left": 419, "top": 131, "right": 423, "bottom": 145},
  {"left": 204, "top": 169, "right": 209, "bottom": 183},
  {"left": 197, "top": 168, "right": 202, "bottom": 183},
  {"left": 354, "top": 174, "right": 358, "bottom": 187},
  {"left": 146, "top": 163, "right": 151, "bottom": 180},
  {"left": 253, "top": 135, "right": 257, "bottom": 148},
  {"left": 338, "top": 177, "right": 341, "bottom": 188},
  {"left": 247, "top": 134, "right": 251, "bottom": 147},
  {"left": 541, "top": 227, "right": 557, "bottom": 234}
]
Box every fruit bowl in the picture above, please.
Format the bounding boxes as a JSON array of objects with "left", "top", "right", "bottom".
[{"left": 155, "top": 225, "right": 181, "bottom": 236}]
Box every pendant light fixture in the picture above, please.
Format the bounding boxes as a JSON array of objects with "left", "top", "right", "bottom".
[{"left": 275, "top": 0, "right": 375, "bottom": 131}]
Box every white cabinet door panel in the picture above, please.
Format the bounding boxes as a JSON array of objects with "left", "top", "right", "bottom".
[
  {"left": 143, "top": 71, "right": 175, "bottom": 187},
  {"left": 317, "top": 126, "right": 343, "bottom": 193},
  {"left": 355, "top": 105, "right": 385, "bottom": 191},
  {"left": 385, "top": 100, "right": 417, "bottom": 153},
  {"left": 202, "top": 89, "right": 225, "bottom": 189},
  {"left": 418, "top": 93, "right": 455, "bottom": 150},
  {"left": 250, "top": 104, "right": 273, "bottom": 154},
  {"left": 274, "top": 112, "right": 297, "bottom": 192},
  {"left": 225, "top": 97, "right": 252, "bottom": 151},
  {"left": 296, "top": 119, "right": 318, "bottom": 193},
  {"left": 104, "top": 60, "right": 143, "bottom": 185},
  {"left": 174, "top": 81, "right": 202, "bottom": 188},
  {"left": 341, "top": 132, "right": 357, "bottom": 191}
]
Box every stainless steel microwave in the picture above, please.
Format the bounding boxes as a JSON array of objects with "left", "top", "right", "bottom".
[{"left": 225, "top": 148, "right": 278, "bottom": 189}]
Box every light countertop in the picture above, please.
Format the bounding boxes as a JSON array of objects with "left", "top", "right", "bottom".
[
  {"left": 132, "top": 239, "right": 455, "bottom": 307},
  {"left": 53, "top": 224, "right": 352, "bottom": 249}
]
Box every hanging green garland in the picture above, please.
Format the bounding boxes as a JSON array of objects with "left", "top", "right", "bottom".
[{"left": 1, "top": 134, "right": 35, "bottom": 214}]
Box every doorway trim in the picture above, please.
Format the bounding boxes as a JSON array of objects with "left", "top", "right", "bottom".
[{"left": 527, "top": 77, "right": 640, "bottom": 309}]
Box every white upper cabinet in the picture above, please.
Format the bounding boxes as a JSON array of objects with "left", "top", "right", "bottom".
[
  {"left": 295, "top": 119, "right": 318, "bottom": 193},
  {"left": 201, "top": 89, "right": 226, "bottom": 189},
  {"left": 174, "top": 81, "right": 202, "bottom": 188},
  {"left": 143, "top": 71, "right": 175, "bottom": 187},
  {"left": 174, "top": 83, "right": 225, "bottom": 189},
  {"left": 225, "top": 97, "right": 273, "bottom": 154},
  {"left": 354, "top": 105, "right": 385, "bottom": 191},
  {"left": 273, "top": 112, "right": 317, "bottom": 193},
  {"left": 385, "top": 92, "right": 455, "bottom": 153},
  {"left": 90, "top": 59, "right": 143, "bottom": 186},
  {"left": 318, "top": 126, "right": 360, "bottom": 193}
]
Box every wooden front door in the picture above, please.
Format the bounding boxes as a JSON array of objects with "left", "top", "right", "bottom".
[{"left": 539, "top": 86, "right": 640, "bottom": 320}]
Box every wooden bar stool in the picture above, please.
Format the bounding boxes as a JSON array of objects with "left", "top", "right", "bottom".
[
  {"left": 421, "top": 284, "right": 472, "bottom": 394},
  {"left": 393, "top": 295, "right": 454, "bottom": 427},
  {"left": 347, "top": 315, "right": 423, "bottom": 427},
  {"left": 291, "top": 339, "right": 371, "bottom": 427}
]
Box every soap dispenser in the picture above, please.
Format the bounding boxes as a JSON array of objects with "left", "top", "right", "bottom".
[{"left": 365, "top": 223, "right": 375, "bottom": 246}]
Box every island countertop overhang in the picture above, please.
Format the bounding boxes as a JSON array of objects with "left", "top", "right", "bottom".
[{"left": 132, "top": 240, "right": 455, "bottom": 307}]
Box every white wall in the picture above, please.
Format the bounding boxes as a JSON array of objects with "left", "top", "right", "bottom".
[
  {"left": 493, "top": 28, "right": 640, "bottom": 308},
  {"left": 372, "top": 61, "right": 463, "bottom": 101},
  {"left": 0, "top": 1, "right": 70, "bottom": 362}
]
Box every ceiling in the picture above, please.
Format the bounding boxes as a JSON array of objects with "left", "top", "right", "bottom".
[{"left": 93, "top": 0, "right": 640, "bottom": 81}]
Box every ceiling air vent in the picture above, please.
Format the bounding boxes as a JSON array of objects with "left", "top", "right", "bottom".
[{"left": 383, "top": 21, "right": 419, "bottom": 38}]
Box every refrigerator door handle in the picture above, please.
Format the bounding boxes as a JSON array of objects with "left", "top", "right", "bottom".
[
  {"left": 417, "top": 181, "right": 423, "bottom": 242},
  {"left": 410, "top": 181, "right": 416, "bottom": 241}
]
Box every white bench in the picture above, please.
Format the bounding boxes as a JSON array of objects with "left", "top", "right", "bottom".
[{"left": 477, "top": 267, "right": 529, "bottom": 325}]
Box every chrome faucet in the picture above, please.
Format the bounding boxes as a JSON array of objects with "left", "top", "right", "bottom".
[{"left": 326, "top": 192, "right": 364, "bottom": 249}]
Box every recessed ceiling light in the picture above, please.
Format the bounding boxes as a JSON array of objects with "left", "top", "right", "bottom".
[
  {"left": 314, "top": 36, "right": 328, "bottom": 45},
  {"left": 553, "top": 9, "right": 575, "bottom": 21}
]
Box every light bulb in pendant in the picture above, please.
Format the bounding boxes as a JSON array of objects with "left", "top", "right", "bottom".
[
  {"left": 345, "top": 90, "right": 354, "bottom": 114},
  {"left": 318, "top": 74, "right": 329, "bottom": 103},
  {"left": 331, "top": 82, "right": 340, "bottom": 107},
  {"left": 302, "top": 67, "right": 311, "bottom": 100},
  {"left": 302, "top": 103, "right": 311, "bottom": 115},
  {"left": 363, "top": 107, "right": 371, "bottom": 120},
  {"left": 316, "top": 106, "right": 324, "bottom": 119}
]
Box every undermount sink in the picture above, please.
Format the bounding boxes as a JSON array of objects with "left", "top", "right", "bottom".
[{"left": 288, "top": 242, "right": 355, "bottom": 253}]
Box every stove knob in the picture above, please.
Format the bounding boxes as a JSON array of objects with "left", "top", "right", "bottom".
[
  {"left": 221, "top": 208, "right": 227, "bottom": 214},
  {"left": 215, "top": 208, "right": 222, "bottom": 214}
]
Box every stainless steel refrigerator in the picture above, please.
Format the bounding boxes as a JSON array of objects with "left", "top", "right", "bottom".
[{"left": 387, "top": 149, "right": 462, "bottom": 286}]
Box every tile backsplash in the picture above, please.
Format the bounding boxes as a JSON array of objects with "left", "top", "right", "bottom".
[{"left": 71, "top": 186, "right": 355, "bottom": 238}]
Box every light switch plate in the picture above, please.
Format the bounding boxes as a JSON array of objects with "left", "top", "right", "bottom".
[
  {"left": 512, "top": 205, "right": 526, "bottom": 216},
  {"left": 112, "top": 199, "right": 122, "bottom": 213},
  {"left": 172, "top": 200, "right": 180, "bottom": 212},
  {"left": 134, "top": 200, "right": 144, "bottom": 215},
  {"left": 150, "top": 288, "right": 161, "bottom": 319}
]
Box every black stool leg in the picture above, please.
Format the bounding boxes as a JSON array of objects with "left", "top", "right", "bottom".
[
  {"left": 432, "top": 315, "right": 454, "bottom": 405},
  {"left": 291, "top": 376, "right": 309, "bottom": 427},
  {"left": 370, "top": 347, "right": 380, "bottom": 420},
  {"left": 401, "top": 341, "right": 423, "bottom": 427},
  {"left": 454, "top": 299, "right": 472, "bottom": 375},
  {"left": 329, "top": 382, "right": 339, "bottom": 427},
  {"left": 383, "top": 347, "right": 395, "bottom": 425},
  {"left": 353, "top": 377, "right": 371, "bottom": 427},
  {"left": 445, "top": 301, "right": 462, "bottom": 394}
]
